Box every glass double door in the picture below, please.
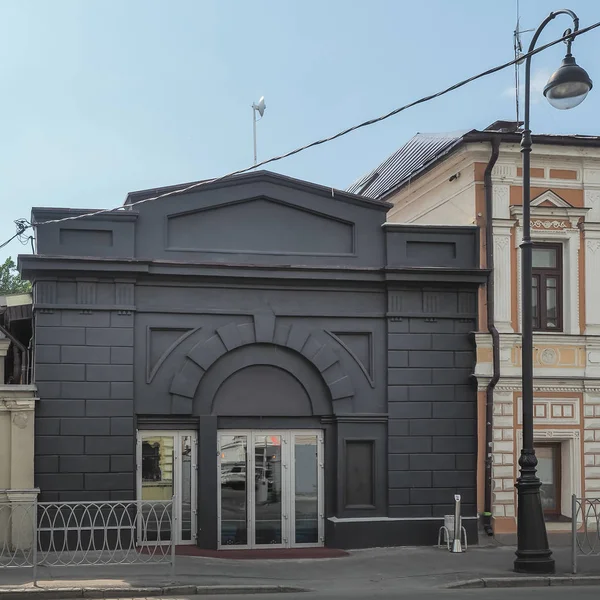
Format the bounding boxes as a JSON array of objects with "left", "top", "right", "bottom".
[
  {"left": 218, "top": 430, "right": 324, "bottom": 549},
  {"left": 136, "top": 430, "right": 197, "bottom": 545}
]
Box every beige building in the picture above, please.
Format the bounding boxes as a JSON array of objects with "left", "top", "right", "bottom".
[
  {"left": 349, "top": 120, "right": 600, "bottom": 536},
  {"left": 0, "top": 293, "right": 38, "bottom": 550}
]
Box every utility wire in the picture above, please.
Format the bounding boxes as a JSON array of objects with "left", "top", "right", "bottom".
[
  {"left": 0, "top": 220, "right": 30, "bottom": 250},
  {"left": 4, "top": 19, "right": 600, "bottom": 247}
]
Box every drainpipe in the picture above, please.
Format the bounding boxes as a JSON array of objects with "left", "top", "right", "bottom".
[{"left": 483, "top": 137, "right": 501, "bottom": 535}]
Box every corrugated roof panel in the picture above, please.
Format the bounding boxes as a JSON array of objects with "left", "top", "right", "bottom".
[{"left": 347, "top": 131, "right": 468, "bottom": 199}]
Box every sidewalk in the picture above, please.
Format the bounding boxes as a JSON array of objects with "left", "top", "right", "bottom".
[{"left": 1, "top": 544, "right": 600, "bottom": 596}]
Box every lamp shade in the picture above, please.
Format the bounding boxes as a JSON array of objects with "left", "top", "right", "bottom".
[{"left": 544, "top": 54, "right": 593, "bottom": 110}]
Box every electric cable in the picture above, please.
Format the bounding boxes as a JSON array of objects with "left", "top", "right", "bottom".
[{"left": 2, "top": 20, "right": 599, "bottom": 248}]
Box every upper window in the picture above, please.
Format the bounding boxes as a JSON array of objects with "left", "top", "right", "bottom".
[{"left": 532, "top": 243, "right": 563, "bottom": 332}]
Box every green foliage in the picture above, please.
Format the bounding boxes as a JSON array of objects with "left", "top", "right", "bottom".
[{"left": 0, "top": 257, "right": 31, "bottom": 295}]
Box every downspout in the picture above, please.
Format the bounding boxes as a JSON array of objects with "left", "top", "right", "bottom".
[{"left": 483, "top": 137, "right": 501, "bottom": 535}]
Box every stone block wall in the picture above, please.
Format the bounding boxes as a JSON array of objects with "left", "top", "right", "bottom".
[
  {"left": 34, "top": 309, "right": 135, "bottom": 502},
  {"left": 387, "top": 289, "right": 478, "bottom": 519}
]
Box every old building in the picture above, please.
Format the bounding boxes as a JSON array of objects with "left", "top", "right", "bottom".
[
  {"left": 350, "top": 120, "right": 600, "bottom": 537},
  {"left": 0, "top": 292, "right": 37, "bottom": 551},
  {"left": 20, "top": 170, "right": 485, "bottom": 549}
]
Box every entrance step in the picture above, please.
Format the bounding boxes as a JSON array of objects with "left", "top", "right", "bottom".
[{"left": 174, "top": 546, "right": 349, "bottom": 559}]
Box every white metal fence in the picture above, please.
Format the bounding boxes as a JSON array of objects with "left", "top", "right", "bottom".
[
  {"left": 0, "top": 496, "right": 175, "bottom": 582},
  {"left": 571, "top": 495, "right": 600, "bottom": 574}
]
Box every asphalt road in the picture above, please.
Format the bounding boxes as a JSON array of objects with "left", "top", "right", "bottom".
[{"left": 103, "top": 589, "right": 600, "bottom": 600}]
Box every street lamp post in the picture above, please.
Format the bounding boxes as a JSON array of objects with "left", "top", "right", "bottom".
[{"left": 515, "top": 9, "right": 592, "bottom": 574}]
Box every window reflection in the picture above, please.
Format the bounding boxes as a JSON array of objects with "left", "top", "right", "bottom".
[
  {"left": 220, "top": 435, "right": 248, "bottom": 545},
  {"left": 294, "top": 435, "right": 319, "bottom": 544}
]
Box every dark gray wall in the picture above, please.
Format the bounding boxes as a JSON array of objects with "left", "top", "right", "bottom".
[
  {"left": 24, "top": 171, "right": 483, "bottom": 546},
  {"left": 33, "top": 290, "right": 135, "bottom": 502},
  {"left": 386, "top": 288, "right": 478, "bottom": 520}
]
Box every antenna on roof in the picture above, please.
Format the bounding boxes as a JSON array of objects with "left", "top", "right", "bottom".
[{"left": 513, "top": 0, "right": 533, "bottom": 126}]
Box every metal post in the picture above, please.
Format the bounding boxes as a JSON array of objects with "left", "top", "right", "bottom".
[
  {"left": 32, "top": 497, "right": 38, "bottom": 586},
  {"left": 253, "top": 110, "right": 257, "bottom": 165},
  {"left": 571, "top": 494, "right": 577, "bottom": 574},
  {"left": 514, "top": 9, "right": 581, "bottom": 576},
  {"left": 451, "top": 494, "right": 463, "bottom": 553}
]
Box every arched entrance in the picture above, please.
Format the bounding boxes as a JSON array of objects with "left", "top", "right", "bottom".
[
  {"left": 165, "top": 316, "right": 348, "bottom": 550},
  {"left": 203, "top": 345, "right": 330, "bottom": 549}
]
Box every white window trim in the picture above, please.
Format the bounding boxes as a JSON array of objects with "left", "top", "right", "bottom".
[
  {"left": 514, "top": 226, "right": 580, "bottom": 335},
  {"left": 516, "top": 429, "right": 581, "bottom": 519}
]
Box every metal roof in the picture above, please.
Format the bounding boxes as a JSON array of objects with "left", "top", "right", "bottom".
[
  {"left": 347, "top": 131, "right": 469, "bottom": 199},
  {"left": 348, "top": 121, "right": 600, "bottom": 201}
]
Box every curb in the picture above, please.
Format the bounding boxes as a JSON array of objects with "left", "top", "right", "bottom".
[
  {"left": 0, "top": 585, "right": 309, "bottom": 599},
  {"left": 447, "top": 575, "right": 600, "bottom": 589}
]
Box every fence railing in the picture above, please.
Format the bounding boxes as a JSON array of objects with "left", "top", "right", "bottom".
[
  {"left": 0, "top": 497, "right": 176, "bottom": 582},
  {"left": 571, "top": 495, "right": 600, "bottom": 574}
]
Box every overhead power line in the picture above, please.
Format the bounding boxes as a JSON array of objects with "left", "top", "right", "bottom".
[{"left": 4, "top": 20, "right": 600, "bottom": 250}]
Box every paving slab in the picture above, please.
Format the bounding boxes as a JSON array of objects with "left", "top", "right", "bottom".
[{"left": 0, "top": 544, "right": 599, "bottom": 596}]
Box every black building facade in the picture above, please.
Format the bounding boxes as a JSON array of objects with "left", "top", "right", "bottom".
[{"left": 21, "top": 171, "right": 486, "bottom": 549}]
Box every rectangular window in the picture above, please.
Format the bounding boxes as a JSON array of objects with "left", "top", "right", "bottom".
[
  {"left": 345, "top": 440, "right": 375, "bottom": 508},
  {"left": 532, "top": 244, "right": 563, "bottom": 332}
]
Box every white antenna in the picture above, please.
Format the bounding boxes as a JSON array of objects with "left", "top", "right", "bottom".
[
  {"left": 514, "top": 0, "right": 522, "bottom": 124},
  {"left": 513, "top": 0, "right": 532, "bottom": 125},
  {"left": 252, "top": 96, "right": 266, "bottom": 165}
]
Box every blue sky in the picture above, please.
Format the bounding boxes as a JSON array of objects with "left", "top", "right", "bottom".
[{"left": 1, "top": 0, "right": 599, "bottom": 263}]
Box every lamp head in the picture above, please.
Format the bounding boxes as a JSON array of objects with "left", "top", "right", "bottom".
[{"left": 544, "top": 54, "right": 593, "bottom": 110}]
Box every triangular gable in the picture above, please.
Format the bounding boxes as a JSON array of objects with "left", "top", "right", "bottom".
[{"left": 530, "top": 190, "right": 573, "bottom": 208}]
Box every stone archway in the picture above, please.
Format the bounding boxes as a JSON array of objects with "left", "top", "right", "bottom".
[{"left": 169, "top": 314, "right": 354, "bottom": 414}]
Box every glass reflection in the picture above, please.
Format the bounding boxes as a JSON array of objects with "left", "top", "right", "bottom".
[
  {"left": 294, "top": 435, "right": 319, "bottom": 544},
  {"left": 141, "top": 435, "right": 174, "bottom": 542},
  {"left": 220, "top": 435, "right": 248, "bottom": 545},
  {"left": 537, "top": 445, "right": 558, "bottom": 512},
  {"left": 181, "top": 435, "right": 193, "bottom": 541},
  {"left": 254, "top": 435, "right": 282, "bottom": 545}
]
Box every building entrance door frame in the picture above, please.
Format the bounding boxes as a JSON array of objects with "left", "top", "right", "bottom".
[
  {"left": 136, "top": 429, "right": 198, "bottom": 545},
  {"left": 217, "top": 429, "right": 324, "bottom": 549}
]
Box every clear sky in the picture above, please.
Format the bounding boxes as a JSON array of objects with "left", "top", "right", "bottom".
[{"left": 1, "top": 0, "right": 599, "bottom": 263}]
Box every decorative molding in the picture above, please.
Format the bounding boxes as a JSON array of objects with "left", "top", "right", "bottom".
[
  {"left": 35, "top": 281, "right": 56, "bottom": 313},
  {"left": 116, "top": 282, "right": 135, "bottom": 305},
  {"left": 423, "top": 291, "right": 439, "bottom": 314},
  {"left": 35, "top": 281, "right": 56, "bottom": 305},
  {"left": 334, "top": 413, "right": 388, "bottom": 423},
  {"left": 585, "top": 188, "right": 600, "bottom": 222},
  {"left": 0, "top": 397, "right": 37, "bottom": 412},
  {"left": 146, "top": 327, "right": 199, "bottom": 383},
  {"left": 512, "top": 345, "right": 586, "bottom": 369},
  {"left": 585, "top": 237, "right": 600, "bottom": 333},
  {"left": 531, "top": 220, "right": 570, "bottom": 230},
  {"left": 587, "top": 240, "right": 600, "bottom": 253},
  {"left": 495, "top": 385, "right": 600, "bottom": 393},
  {"left": 76, "top": 281, "right": 96, "bottom": 305},
  {"left": 491, "top": 164, "right": 516, "bottom": 180},
  {"left": 493, "top": 184, "right": 510, "bottom": 218},
  {"left": 12, "top": 412, "right": 29, "bottom": 429},
  {"left": 493, "top": 227, "right": 512, "bottom": 329},
  {"left": 326, "top": 331, "right": 375, "bottom": 388},
  {"left": 516, "top": 396, "right": 580, "bottom": 425},
  {"left": 530, "top": 190, "right": 573, "bottom": 208},
  {"left": 169, "top": 315, "right": 355, "bottom": 412},
  {"left": 388, "top": 292, "right": 404, "bottom": 313}
]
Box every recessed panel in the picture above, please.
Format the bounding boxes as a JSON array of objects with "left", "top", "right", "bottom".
[{"left": 166, "top": 198, "right": 354, "bottom": 255}]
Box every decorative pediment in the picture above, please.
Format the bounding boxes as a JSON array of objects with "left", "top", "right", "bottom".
[
  {"left": 510, "top": 189, "right": 589, "bottom": 228},
  {"left": 530, "top": 190, "right": 573, "bottom": 208},
  {"left": 165, "top": 196, "right": 355, "bottom": 256}
]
